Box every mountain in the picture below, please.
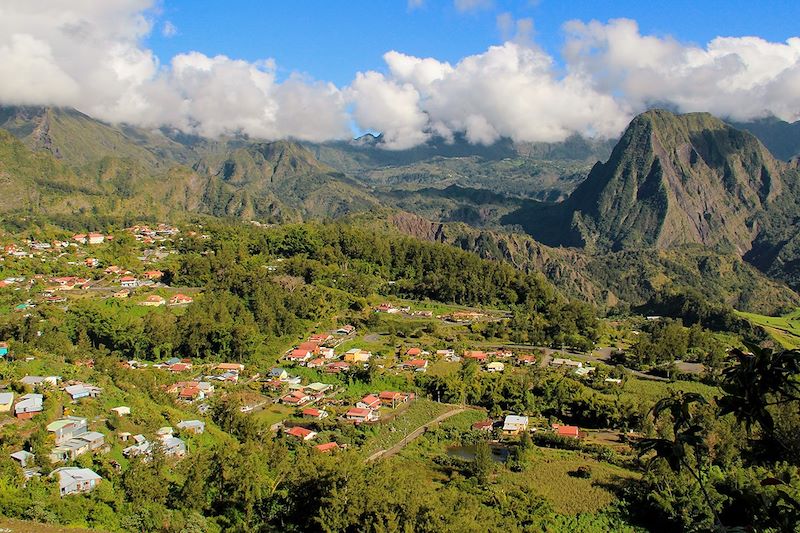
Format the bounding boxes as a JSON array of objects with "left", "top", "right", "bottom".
[
  {"left": 0, "top": 106, "right": 382, "bottom": 222},
  {"left": 731, "top": 116, "right": 800, "bottom": 161},
  {"left": 306, "top": 132, "right": 616, "bottom": 202}
]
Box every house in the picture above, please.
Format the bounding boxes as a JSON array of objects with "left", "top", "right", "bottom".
[
  {"left": 517, "top": 355, "right": 536, "bottom": 366},
  {"left": 178, "top": 385, "right": 202, "bottom": 401},
  {"left": 574, "top": 367, "right": 596, "bottom": 378},
  {"left": 302, "top": 408, "right": 328, "bottom": 419},
  {"left": 379, "top": 391, "right": 410, "bottom": 408},
  {"left": 72, "top": 234, "right": 87, "bottom": 244},
  {"left": 604, "top": 378, "right": 623, "bottom": 385},
  {"left": 298, "top": 341, "right": 320, "bottom": 354},
  {"left": 110, "top": 406, "right": 130, "bottom": 416},
  {"left": 314, "top": 442, "right": 340, "bottom": 453},
  {"left": 84, "top": 257, "right": 99, "bottom": 268},
  {"left": 196, "top": 381, "right": 215, "bottom": 395},
  {"left": 87, "top": 233, "right": 105, "bottom": 245},
  {"left": 436, "top": 349, "right": 455, "bottom": 359},
  {"left": 169, "top": 293, "right": 193, "bottom": 305},
  {"left": 324, "top": 361, "right": 351, "bottom": 374},
  {"left": 119, "top": 276, "right": 138, "bottom": 288},
  {"left": 47, "top": 417, "right": 88, "bottom": 445},
  {"left": 335, "top": 325, "right": 355, "bottom": 335},
  {"left": 400, "top": 359, "right": 428, "bottom": 372},
  {"left": 0, "top": 391, "right": 14, "bottom": 412},
  {"left": 20, "top": 375, "right": 60, "bottom": 388},
  {"left": 53, "top": 467, "right": 102, "bottom": 496},
  {"left": 112, "top": 289, "right": 130, "bottom": 299},
  {"left": 169, "top": 362, "right": 192, "bottom": 373},
  {"left": 306, "top": 357, "right": 324, "bottom": 369},
  {"left": 305, "top": 382, "right": 333, "bottom": 395},
  {"left": 156, "top": 427, "right": 174, "bottom": 439},
  {"left": 308, "top": 333, "right": 332, "bottom": 344},
  {"left": 10, "top": 450, "right": 34, "bottom": 468},
  {"left": 319, "top": 347, "right": 335, "bottom": 359},
  {"left": 287, "top": 349, "right": 312, "bottom": 363},
  {"left": 553, "top": 424, "right": 581, "bottom": 439},
  {"left": 281, "top": 390, "right": 311, "bottom": 406},
  {"left": 64, "top": 383, "right": 102, "bottom": 400},
  {"left": 472, "top": 419, "right": 494, "bottom": 432},
  {"left": 286, "top": 426, "right": 317, "bottom": 441},
  {"left": 144, "top": 270, "right": 163, "bottom": 280},
  {"left": 343, "top": 349, "right": 372, "bottom": 363},
  {"left": 502, "top": 415, "right": 529, "bottom": 436},
  {"left": 464, "top": 351, "right": 487, "bottom": 363},
  {"left": 406, "top": 347, "right": 422, "bottom": 357},
  {"left": 551, "top": 358, "right": 582, "bottom": 369},
  {"left": 160, "top": 436, "right": 187, "bottom": 458},
  {"left": 123, "top": 437, "right": 153, "bottom": 458},
  {"left": 486, "top": 362, "right": 505, "bottom": 373},
  {"left": 49, "top": 431, "right": 105, "bottom": 462},
  {"left": 177, "top": 420, "right": 205, "bottom": 434},
  {"left": 216, "top": 362, "right": 244, "bottom": 373},
  {"left": 269, "top": 367, "right": 289, "bottom": 381},
  {"left": 140, "top": 294, "right": 166, "bottom": 307},
  {"left": 357, "top": 394, "right": 382, "bottom": 410},
  {"left": 15, "top": 393, "right": 43, "bottom": 419},
  {"left": 345, "top": 407, "right": 378, "bottom": 423}
]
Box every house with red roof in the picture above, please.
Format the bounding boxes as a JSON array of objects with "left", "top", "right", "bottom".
[
  {"left": 517, "top": 355, "right": 536, "bottom": 366},
  {"left": 464, "top": 351, "right": 488, "bottom": 362},
  {"left": 553, "top": 424, "right": 581, "bottom": 439},
  {"left": 400, "top": 359, "right": 428, "bottom": 372},
  {"left": 308, "top": 333, "right": 332, "bottom": 344},
  {"left": 302, "top": 408, "right": 328, "bottom": 419},
  {"left": 285, "top": 426, "right": 317, "bottom": 441},
  {"left": 119, "top": 276, "right": 138, "bottom": 288},
  {"left": 143, "top": 270, "right": 163, "bottom": 280},
  {"left": 345, "top": 407, "right": 378, "bottom": 423},
  {"left": 472, "top": 419, "right": 494, "bottom": 432},
  {"left": 314, "top": 442, "right": 340, "bottom": 453},
  {"left": 324, "top": 361, "right": 351, "bottom": 374},
  {"left": 286, "top": 349, "right": 312, "bottom": 363},
  {"left": 357, "top": 394, "right": 381, "bottom": 410},
  {"left": 297, "top": 341, "right": 320, "bottom": 353},
  {"left": 281, "top": 390, "right": 311, "bottom": 406},
  {"left": 169, "top": 294, "right": 193, "bottom": 305},
  {"left": 406, "top": 347, "right": 422, "bottom": 357},
  {"left": 169, "top": 362, "right": 192, "bottom": 373},
  {"left": 378, "top": 391, "right": 409, "bottom": 408},
  {"left": 306, "top": 358, "right": 325, "bottom": 369}
]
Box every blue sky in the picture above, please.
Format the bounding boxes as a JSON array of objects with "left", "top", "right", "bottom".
[{"left": 147, "top": 0, "right": 800, "bottom": 85}]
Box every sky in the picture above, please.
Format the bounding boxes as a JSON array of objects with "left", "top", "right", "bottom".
[{"left": 1, "top": 0, "right": 799, "bottom": 148}]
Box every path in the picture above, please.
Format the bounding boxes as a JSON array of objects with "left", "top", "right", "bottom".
[{"left": 365, "top": 407, "right": 466, "bottom": 463}]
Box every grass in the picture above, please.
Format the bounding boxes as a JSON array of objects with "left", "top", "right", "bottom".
[
  {"left": 496, "top": 447, "right": 638, "bottom": 514},
  {"left": 359, "top": 398, "right": 454, "bottom": 454},
  {"left": 737, "top": 308, "right": 800, "bottom": 349},
  {"left": 621, "top": 376, "right": 720, "bottom": 402}
]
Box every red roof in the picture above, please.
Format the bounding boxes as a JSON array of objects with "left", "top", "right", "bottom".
[
  {"left": 554, "top": 425, "right": 580, "bottom": 438},
  {"left": 379, "top": 391, "right": 402, "bottom": 400},
  {"left": 298, "top": 341, "right": 319, "bottom": 351},
  {"left": 288, "top": 349, "right": 310, "bottom": 359},
  {"left": 347, "top": 407, "right": 371, "bottom": 417},
  {"left": 314, "top": 442, "right": 339, "bottom": 453},
  {"left": 472, "top": 419, "right": 494, "bottom": 430},
  {"left": 464, "top": 351, "right": 487, "bottom": 360},
  {"left": 286, "top": 426, "right": 315, "bottom": 439},
  {"left": 360, "top": 394, "right": 381, "bottom": 406},
  {"left": 170, "top": 363, "right": 191, "bottom": 372},
  {"left": 302, "top": 408, "right": 323, "bottom": 417},
  {"left": 405, "top": 359, "right": 427, "bottom": 368},
  {"left": 406, "top": 347, "right": 422, "bottom": 356}
]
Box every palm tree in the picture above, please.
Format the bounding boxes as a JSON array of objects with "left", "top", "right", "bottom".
[{"left": 636, "top": 392, "right": 724, "bottom": 529}]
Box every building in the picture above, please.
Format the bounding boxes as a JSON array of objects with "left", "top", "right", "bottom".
[
  {"left": 119, "top": 276, "right": 138, "bottom": 288},
  {"left": 281, "top": 390, "right": 311, "bottom": 406},
  {"left": 302, "top": 408, "right": 328, "bottom": 419},
  {"left": 285, "top": 426, "right": 317, "bottom": 441},
  {"left": 378, "top": 391, "right": 411, "bottom": 408},
  {"left": 335, "top": 325, "right": 355, "bottom": 335},
  {"left": 551, "top": 358, "right": 582, "bottom": 369},
  {"left": 0, "top": 391, "right": 14, "bottom": 412},
  {"left": 10, "top": 450, "right": 34, "bottom": 468},
  {"left": 87, "top": 233, "right": 105, "bottom": 245},
  {"left": 553, "top": 424, "right": 581, "bottom": 439},
  {"left": 472, "top": 419, "right": 494, "bottom": 432},
  {"left": 64, "top": 384, "right": 102, "bottom": 400},
  {"left": 486, "top": 362, "right": 505, "bottom": 373},
  {"left": 216, "top": 362, "right": 244, "bottom": 373},
  {"left": 343, "top": 348, "right": 372, "bottom": 363},
  {"left": 464, "top": 351, "right": 488, "bottom": 363},
  {"left": 140, "top": 294, "right": 165, "bottom": 307},
  {"left": 169, "top": 293, "right": 193, "bottom": 305},
  {"left": 286, "top": 349, "right": 312, "bottom": 363},
  {"left": 49, "top": 431, "right": 105, "bottom": 463},
  {"left": 517, "top": 355, "right": 536, "bottom": 366},
  {"left": 47, "top": 417, "right": 88, "bottom": 445},
  {"left": 20, "top": 375, "right": 60, "bottom": 388},
  {"left": 269, "top": 367, "right": 289, "bottom": 381},
  {"left": 502, "top": 415, "right": 529, "bottom": 436},
  {"left": 177, "top": 420, "right": 205, "bottom": 434},
  {"left": 357, "top": 394, "right": 382, "bottom": 410},
  {"left": 400, "top": 359, "right": 428, "bottom": 372},
  {"left": 15, "top": 393, "right": 43, "bottom": 419},
  {"left": 345, "top": 407, "right": 378, "bottom": 423},
  {"left": 0, "top": 342, "right": 8, "bottom": 357},
  {"left": 53, "top": 467, "right": 102, "bottom": 496},
  {"left": 314, "top": 442, "right": 340, "bottom": 453},
  {"left": 110, "top": 406, "right": 131, "bottom": 416}
]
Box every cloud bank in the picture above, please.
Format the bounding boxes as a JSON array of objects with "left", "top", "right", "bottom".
[{"left": 0, "top": 2, "right": 799, "bottom": 148}]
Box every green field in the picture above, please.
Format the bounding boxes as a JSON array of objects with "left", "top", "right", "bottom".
[{"left": 737, "top": 308, "right": 800, "bottom": 349}]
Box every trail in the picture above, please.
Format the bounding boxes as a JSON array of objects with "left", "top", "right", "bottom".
[{"left": 365, "top": 407, "right": 465, "bottom": 463}]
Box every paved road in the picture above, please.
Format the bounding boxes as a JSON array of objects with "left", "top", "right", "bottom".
[{"left": 365, "top": 407, "right": 466, "bottom": 463}]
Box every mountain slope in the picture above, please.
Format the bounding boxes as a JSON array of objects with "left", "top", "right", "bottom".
[
  {"left": 731, "top": 116, "right": 800, "bottom": 161},
  {"left": 506, "top": 110, "right": 790, "bottom": 252}
]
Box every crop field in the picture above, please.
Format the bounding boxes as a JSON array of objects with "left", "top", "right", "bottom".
[
  {"left": 737, "top": 308, "right": 800, "bottom": 349},
  {"left": 359, "top": 398, "right": 455, "bottom": 454}
]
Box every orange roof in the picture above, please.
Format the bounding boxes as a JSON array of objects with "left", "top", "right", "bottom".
[
  {"left": 379, "top": 391, "right": 402, "bottom": 400},
  {"left": 302, "top": 408, "right": 322, "bottom": 417},
  {"left": 347, "top": 407, "right": 371, "bottom": 417},
  {"left": 286, "top": 426, "right": 314, "bottom": 438},
  {"left": 406, "top": 347, "right": 422, "bottom": 356},
  {"left": 555, "top": 425, "right": 580, "bottom": 438},
  {"left": 314, "top": 442, "right": 339, "bottom": 453},
  {"left": 360, "top": 394, "right": 380, "bottom": 405},
  {"left": 298, "top": 341, "right": 319, "bottom": 351}
]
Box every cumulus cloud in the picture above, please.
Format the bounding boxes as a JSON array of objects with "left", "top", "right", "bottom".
[
  {"left": 0, "top": 0, "right": 351, "bottom": 141},
  {"left": 161, "top": 20, "right": 178, "bottom": 38},
  {"left": 0, "top": 3, "right": 799, "bottom": 149},
  {"left": 454, "top": 0, "right": 494, "bottom": 13},
  {"left": 349, "top": 44, "right": 630, "bottom": 148},
  {"left": 563, "top": 18, "right": 800, "bottom": 122}
]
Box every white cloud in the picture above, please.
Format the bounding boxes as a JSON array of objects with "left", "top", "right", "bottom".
[
  {"left": 0, "top": 3, "right": 799, "bottom": 149},
  {"left": 563, "top": 18, "right": 800, "bottom": 122},
  {"left": 162, "top": 20, "right": 178, "bottom": 38},
  {"left": 407, "top": 0, "right": 425, "bottom": 10},
  {"left": 350, "top": 44, "right": 630, "bottom": 149},
  {"left": 0, "top": 0, "right": 350, "bottom": 142}
]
